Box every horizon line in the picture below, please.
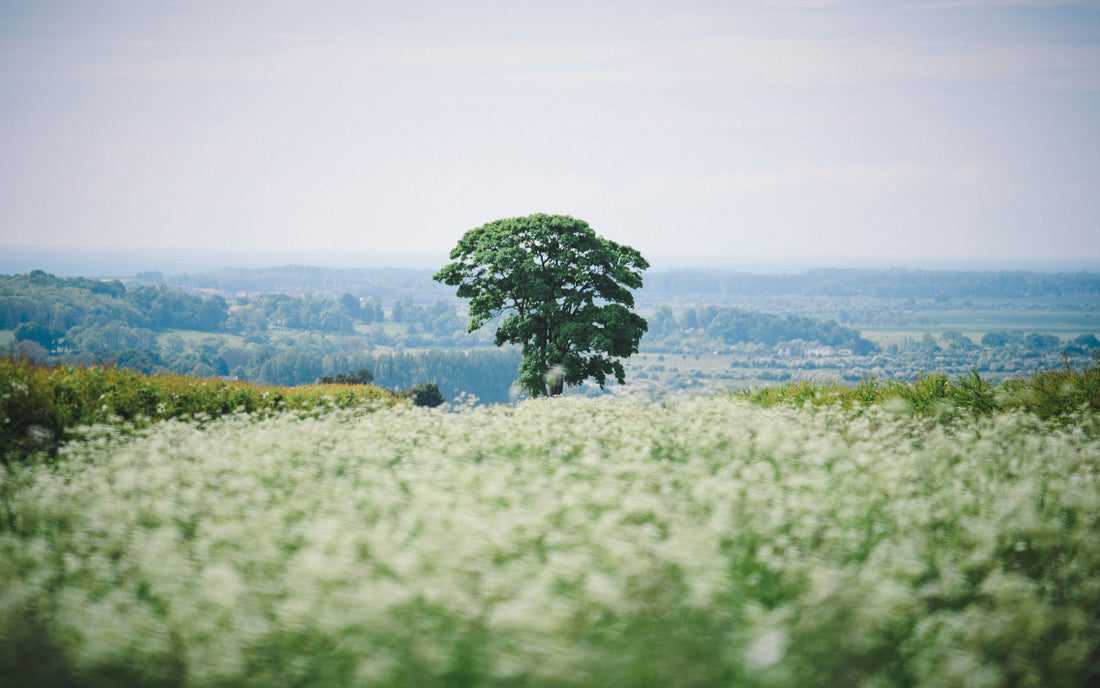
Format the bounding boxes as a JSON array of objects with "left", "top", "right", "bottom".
[{"left": 2, "top": 245, "right": 1099, "bottom": 277}]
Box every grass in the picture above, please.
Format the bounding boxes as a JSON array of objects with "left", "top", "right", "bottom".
[{"left": 157, "top": 329, "right": 247, "bottom": 347}]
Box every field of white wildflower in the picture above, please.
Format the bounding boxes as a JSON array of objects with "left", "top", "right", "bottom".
[{"left": 2, "top": 397, "right": 1098, "bottom": 687}]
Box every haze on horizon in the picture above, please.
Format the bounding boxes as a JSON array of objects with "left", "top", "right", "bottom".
[{"left": 2, "top": 0, "right": 1099, "bottom": 270}]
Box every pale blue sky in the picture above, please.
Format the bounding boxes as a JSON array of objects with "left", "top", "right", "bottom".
[{"left": 2, "top": 0, "right": 1098, "bottom": 268}]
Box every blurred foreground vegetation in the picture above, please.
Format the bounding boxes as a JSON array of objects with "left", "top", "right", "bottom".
[
  {"left": 2, "top": 393, "right": 1098, "bottom": 687},
  {"left": 1, "top": 358, "right": 1099, "bottom": 686}
]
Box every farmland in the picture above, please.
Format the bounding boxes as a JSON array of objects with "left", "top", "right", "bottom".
[
  {"left": 2, "top": 361, "right": 1099, "bottom": 687},
  {"left": 4, "top": 268, "right": 1098, "bottom": 401}
]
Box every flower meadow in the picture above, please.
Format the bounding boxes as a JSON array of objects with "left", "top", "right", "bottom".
[{"left": 2, "top": 397, "right": 1099, "bottom": 687}]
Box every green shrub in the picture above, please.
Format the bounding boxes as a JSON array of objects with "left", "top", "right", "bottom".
[
  {"left": 400, "top": 382, "right": 446, "bottom": 407},
  {"left": 738, "top": 355, "right": 1099, "bottom": 425},
  {"left": 999, "top": 352, "right": 1100, "bottom": 421}
]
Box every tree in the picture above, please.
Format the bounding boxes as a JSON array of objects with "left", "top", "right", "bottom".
[
  {"left": 981, "top": 331, "right": 1010, "bottom": 348},
  {"left": 196, "top": 295, "right": 228, "bottom": 331},
  {"left": 317, "top": 368, "right": 375, "bottom": 385},
  {"left": 339, "top": 293, "right": 361, "bottom": 320},
  {"left": 403, "top": 382, "right": 445, "bottom": 408},
  {"left": 13, "top": 322, "right": 60, "bottom": 352},
  {"left": 434, "top": 213, "right": 648, "bottom": 397},
  {"left": 1073, "top": 334, "right": 1100, "bottom": 350},
  {"left": 1024, "top": 332, "right": 1060, "bottom": 351}
]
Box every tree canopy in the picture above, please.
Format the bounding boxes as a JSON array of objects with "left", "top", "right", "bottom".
[{"left": 434, "top": 214, "right": 649, "bottom": 397}]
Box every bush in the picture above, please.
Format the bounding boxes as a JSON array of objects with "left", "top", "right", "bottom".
[
  {"left": 401, "top": 382, "right": 445, "bottom": 407},
  {"left": 999, "top": 352, "right": 1100, "bottom": 421},
  {"left": 316, "top": 368, "right": 374, "bottom": 385},
  {"left": 739, "top": 355, "right": 1099, "bottom": 424}
]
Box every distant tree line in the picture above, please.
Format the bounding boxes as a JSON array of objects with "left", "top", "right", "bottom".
[
  {"left": 153, "top": 265, "right": 1100, "bottom": 303},
  {"left": 644, "top": 305, "right": 877, "bottom": 354},
  {"left": 6, "top": 269, "right": 1096, "bottom": 401},
  {"left": 641, "top": 268, "right": 1100, "bottom": 301},
  {"left": 2, "top": 271, "right": 516, "bottom": 399},
  {"left": 157, "top": 265, "right": 455, "bottom": 303},
  {"left": 978, "top": 330, "right": 1099, "bottom": 354},
  {"left": 229, "top": 293, "right": 355, "bottom": 334},
  {"left": 202, "top": 348, "right": 521, "bottom": 403},
  {"left": 0, "top": 272, "right": 229, "bottom": 352},
  {"left": 0, "top": 271, "right": 474, "bottom": 352},
  {"left": 352, "top": 349, "right": 524, "bottom": 404}
]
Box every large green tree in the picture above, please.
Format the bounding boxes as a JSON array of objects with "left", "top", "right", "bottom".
[{"left": 434, "top": 214, "right": 648, "bottom": 397}]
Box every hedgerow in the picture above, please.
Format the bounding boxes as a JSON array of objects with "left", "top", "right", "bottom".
[{"left": 1, "top": 357, "right": 396, "bottom": 462}]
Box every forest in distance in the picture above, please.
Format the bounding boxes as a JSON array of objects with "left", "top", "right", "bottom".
[
  {"left": 141, "top": 263, "right": 1100, "bottom": 302},
  {"left": 2, "top": 265, "right": 1098, "bottom": 403}
]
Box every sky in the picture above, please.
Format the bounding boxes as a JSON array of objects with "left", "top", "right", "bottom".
[{"left": 2, "top": 0, "right": 1099, "bottom": 271}]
